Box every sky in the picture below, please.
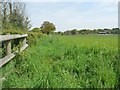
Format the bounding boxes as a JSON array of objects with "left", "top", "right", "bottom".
[{"left": 25, "top": 0, "right": 118, "bottom": 31}]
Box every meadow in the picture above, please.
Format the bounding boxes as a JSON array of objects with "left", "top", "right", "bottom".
[{"left": 2, "top": 34, "right": 119, "bottom": 88}]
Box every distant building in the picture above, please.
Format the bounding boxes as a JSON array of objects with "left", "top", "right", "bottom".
[{"left": 99, "top": 32, "right": 109, "bottom": 34}]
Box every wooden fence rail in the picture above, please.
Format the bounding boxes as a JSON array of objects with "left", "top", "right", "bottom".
[{"left": 0, "top": 34, "right": 28, "bottom": 68}]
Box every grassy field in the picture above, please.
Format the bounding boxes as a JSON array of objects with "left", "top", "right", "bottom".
[{"left": 2, "top": 34, "right": 119, "bottom": 88}]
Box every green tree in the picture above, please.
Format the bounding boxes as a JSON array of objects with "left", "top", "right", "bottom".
[
  {"left": 40, "top": 21, "right": 56, "bottom": 35},
  {"left": 1, "top": 1, "right": 31, "bottom": 31},
  {"left": 70, "top": 29, "right": 77, "bottom": 35},
  {"left": 31, "top": 27, "right": 40, "bottom": 32}
]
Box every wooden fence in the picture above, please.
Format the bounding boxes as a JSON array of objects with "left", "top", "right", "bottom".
[{"left": 0, "top": 34, "right": 28, "bottom": 68}]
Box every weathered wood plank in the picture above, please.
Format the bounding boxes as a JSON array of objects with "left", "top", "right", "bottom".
[
  {"left": 0, "top": 34, "right": 28, "bottom": 42},
  {"left": 20, "top": 44, "right": 28, "bottom": 52},
  {"left": 0, "top": 53, "right": 15, "bottom": 68},
  {"left": 0, "top": 44, "right": 28, "bottom": 68}
]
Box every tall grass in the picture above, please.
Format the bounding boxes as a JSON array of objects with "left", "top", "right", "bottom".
[{"left": 2, "top": 35, "right": 119, "bottom": 88}]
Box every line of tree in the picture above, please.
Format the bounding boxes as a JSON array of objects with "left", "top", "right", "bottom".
[
  {"left": 1, "top": 0, "right": 31, "bottom": 31},
  {"left": 31, "top": 21, "right": 56, "bottom": 35},
  {"left": 56, "top": 28, "right": 120, "bottom": 35}
]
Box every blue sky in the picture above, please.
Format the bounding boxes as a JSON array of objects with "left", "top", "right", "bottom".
[{"left": 26, "top": 1, "right": 118, "bottom": 31}]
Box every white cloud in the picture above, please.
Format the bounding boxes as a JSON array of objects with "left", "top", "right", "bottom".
[{"left": 27, "top": 2, "right": 118, "bottom": 31}]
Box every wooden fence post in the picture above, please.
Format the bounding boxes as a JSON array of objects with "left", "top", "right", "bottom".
[
  {"left": 6, "top": 40, "right": 11, "bottom": 55},
  {"left": 6, "top": 34, "right": 11, "bottom": 55},
  {"left": 23, "top": 37, "right": 27, "bottom": 46}
]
